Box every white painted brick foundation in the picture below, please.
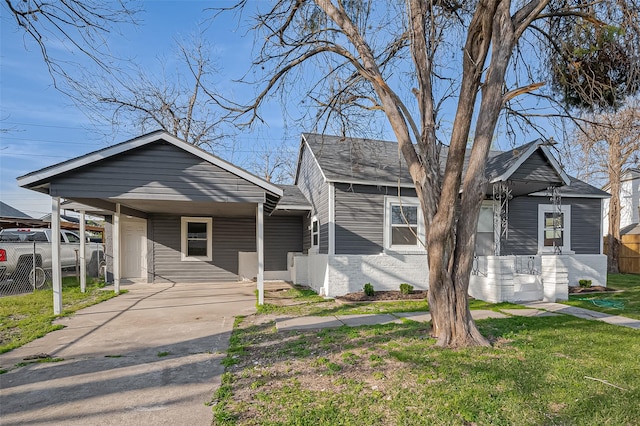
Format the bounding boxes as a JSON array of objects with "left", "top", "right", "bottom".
[
  {"left": 541, "top": 255, "right": 569, "bottom": 301},
  {"left": 290, "top": 252, "right": 606, "bottom": 303}
]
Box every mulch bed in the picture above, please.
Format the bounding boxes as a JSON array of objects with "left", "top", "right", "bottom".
[
  {"left": 568, "top": 285, "right": 616, "bottom": 294},
  {"left": 336, "top": 290, "right": 428, "bottom": 302}
]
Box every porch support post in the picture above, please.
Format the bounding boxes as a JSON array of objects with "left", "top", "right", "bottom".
[
  {"left": 79, "top": 210, "right": 86, "bottom": 293},
  {"left": 113, "top": 203, "right": 121, "bottom": 294},
  {"left": 257, "top": 202, "right": 264, "bottom": 305},
  {"left": 51, "top": 196, "right": 62, "bottom": 315}
]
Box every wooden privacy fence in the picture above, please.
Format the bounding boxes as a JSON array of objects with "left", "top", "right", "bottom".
[{"left": 604, "top": 234, "right": 640, "bottom": 274}]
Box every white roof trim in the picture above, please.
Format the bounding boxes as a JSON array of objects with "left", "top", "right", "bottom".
[
  {"left": 274, "top": 205, "right": 312, "bottom": 210},
  {"left": 299, "top": 134, "right": 329, "bottom": 184},
  {"left": 18, "top": 131, "right": 283, "bottom": 197},
  {"left": 489, "top": 140, "right": 571, "bottom": 187},
  {"left": 528, "top": 191, "right": 610, "bottom": 199},
  {"left": 326, "top": 178, "right": 415, "bottom": 188}
]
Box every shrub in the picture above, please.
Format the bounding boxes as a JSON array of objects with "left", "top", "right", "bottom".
[
  {"left": 363, "top": 283, "right": 375, "bottom": 296},
  {"left": 399, "top": 283, "right": 414, "bottom": 295},
  {"left": 579, "top": 279, "right": 592, "bottom": 288}
]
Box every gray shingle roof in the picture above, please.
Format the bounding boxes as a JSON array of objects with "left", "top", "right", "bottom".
[
  {"left": 301, "top": 133, "right": 608, "bottom": 198},
  {"left": 302, "top": 133, "right": 415, "bottom": 186},
  {"left": 0, "top": 201, "right": 31, "bottom": 219},
  {"left": 277, "top": 185, "right": 311, "bottom": 208}
]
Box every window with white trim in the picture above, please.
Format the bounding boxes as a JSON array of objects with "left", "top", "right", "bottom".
[
  {"left": 311, "top": 217, "right": 319, "bottom": 248},
  {"left": 538, "top": 205, "right": 572, "bottom": 253},
  {"left": 181, "top": 217, "right": 212, "bottom": 261},
  {"left": 475, "top": 202, "right": 494, "bottom": 255},
  {"left": 384, "top": 197, "right": 425, "bottom": 250}
]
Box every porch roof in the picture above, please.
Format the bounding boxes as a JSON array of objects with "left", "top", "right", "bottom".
[{"left": 17, "top": 131, "right": 284, "bottom": 216}]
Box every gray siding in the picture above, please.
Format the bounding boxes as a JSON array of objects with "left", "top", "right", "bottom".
[
  {"left": 569, "top": 198, "right": 602, "bottom": 254},
  {"left": 148, "top": 214, "right": 302, "bottom": 282},
  {"left": 510, "top": 150, "right": 564, "bottom": 183},
  {"left": 50, "top": 142, "right": 267, "bottom": 203},
  {"left": 297, "top": 144, "right": 329, "bottom": 253},
  {"left": 501, "top": 197, "right": 538, "bottom": 255},
  {"left": 502, "top": 196, "right": 602, "bottom": 255},
  {"left": 264, "top": 216, "right": 303, "bottom": 270},
  {"left": 150, "top": 214, "right": 251, "bottom": 282},
  {"left": 302, "top": 215, "right": 312, "bottom": 253},
  {"left": 334, "top": 184, "right": 417, "bottom": 255}
]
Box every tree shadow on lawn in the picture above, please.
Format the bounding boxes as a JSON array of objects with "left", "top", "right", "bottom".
[{"left": 227, "top": 314, "right": 640, "bottom": 424}]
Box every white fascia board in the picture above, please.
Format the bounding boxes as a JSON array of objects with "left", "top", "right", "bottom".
[
  {"left": 538, "top": 145, "right": 571, "bottom": 186},
  {"left": 528, "top": 191, "right": 610, "bottom": 199},
  {"left": 488, "top": 140, "right": 570, "bottom": 187},
  {"left": 488, "top": 140, "right": 540, "bottom": 184},
  {"left": 274, "top": 205, "right": 312, "bottom": 210},
  {"left": 18, "top": 131, "right": 163, "bottom": 187},
  {"left": 18, "top": 130, "right": 283, "bottom": 197},
  {"left": 326, "top": 178, "right": 415, "bottom": 188},
  {"left": 300, "top": 135, "right": 329, "bottom": 184},
  {"left": 167, "top": 134, "right": 283, "bottom": 196}
]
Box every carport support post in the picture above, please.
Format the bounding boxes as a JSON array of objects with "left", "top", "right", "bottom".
[
  {"left": 113, "top": 203, "right": 121, "bottom": 294},
  {"left": 52, "top": 196, "right": 62, "bottom": 315},
  {"left": 80, "top": 210, "right": 86, "bottom": 293},
  {"left": 257, "top": 202, "right": 264, "bottom": 305}
]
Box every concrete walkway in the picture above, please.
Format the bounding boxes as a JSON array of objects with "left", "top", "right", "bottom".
[
  {"left": 276, "top": 305, "right": 640, "bottom": 331},
  {"left": 0, "top": 281, "right": 256, "bottom": 426},
  {"left": 523, "top": 301, "right": 640, "bottom": 329}
]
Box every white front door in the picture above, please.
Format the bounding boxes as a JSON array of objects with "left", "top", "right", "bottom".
[{"left": 121, "top": 216, "right": 147, "bottom": 279}]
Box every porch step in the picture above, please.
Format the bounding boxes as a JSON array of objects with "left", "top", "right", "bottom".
[{"left": 513, "top": 290, "right": 543, "bottom": 302}]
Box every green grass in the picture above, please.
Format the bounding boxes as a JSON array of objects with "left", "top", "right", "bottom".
[
  {"left": 214, "top": 314, "right": 640, "bottom": 425},
  {"left": 563, "top": 273, "right": 640, "bottom": 320},
  {"left": 0, "top": 276, "right": 122, "bottom": 354}
]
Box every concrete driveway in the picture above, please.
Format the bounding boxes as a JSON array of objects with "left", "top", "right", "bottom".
[{"left": 0, "top": 281, "right": 256, "bottom": 425}]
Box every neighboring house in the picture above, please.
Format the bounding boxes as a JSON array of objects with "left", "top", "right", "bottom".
[
  {"left": 289, "top": 134, "right": 609, "bottom": 302},
  {"left": 603, "top": 168, "right": 640, "bottom": 235},
  {"left": 17, "top": 130, "right": 609, "bottom": 304},
  {"left": 0, "top": 201, "right": 45, "bottom": 230}
]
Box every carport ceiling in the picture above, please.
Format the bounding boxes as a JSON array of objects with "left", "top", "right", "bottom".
[{"left": 71, "top": 198, "right": 260, "bottom": 217}]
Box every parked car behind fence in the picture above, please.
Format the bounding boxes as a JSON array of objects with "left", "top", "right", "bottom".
[{"left": 0, "top": 228, "right": 104, "bottom": 296}]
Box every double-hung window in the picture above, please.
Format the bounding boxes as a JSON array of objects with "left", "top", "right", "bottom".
[
  {"left": 538, "top": 205, "right": 572, "bottom": 254},
  {"left": 181, "top": 217, "right": 212, "bottom": 261},
  {"left": 310, "top": 217, "right": 319, "bottom": 249},
  {"left": 385, "top": 197, "right": 425, "bottom": 251}
]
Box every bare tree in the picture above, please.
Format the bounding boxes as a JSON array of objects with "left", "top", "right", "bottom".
[
  {"left": 3, "top": 0, "right": 138, "bottom": 91},
  {"left": 72, "top": 36, "right": 230, "bottom": 150},
  {"left": 568, "top": 103, "right": 640, "bottom": 273},
  {"left": 219, "top": 0, "right": 640, "bottom": 347}
]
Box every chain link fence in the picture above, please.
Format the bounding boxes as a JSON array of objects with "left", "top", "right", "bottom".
[
  {"left": 0, "top": 242, "right": 105, "bottom": 297},
  {"left": 0, "top": 242, "right": 52, "bottom": 296}
]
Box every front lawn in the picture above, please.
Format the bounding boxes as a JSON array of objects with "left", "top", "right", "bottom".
[
  {"left": 0, "top": 277, "right": 122, "bottom": 354},
  {"left": 563, "top": 274, "right": 640, "bottom": 320},
  {"left": 213, "top": 314, "right": 639, "bottom": 425}
]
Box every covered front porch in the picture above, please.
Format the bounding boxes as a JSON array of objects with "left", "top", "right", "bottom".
[
  {"left": 17, "top": 131, "right": 284, "bottom": 313},
  {"left": 469, "top": 140, "right": 608, "bottom": 302}
]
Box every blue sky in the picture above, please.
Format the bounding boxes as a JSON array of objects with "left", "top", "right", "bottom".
[
  {"left": 0, "top": 1, "right": 303, "bottom": 218},
  {"left": 0, "top": 1, "right": 582, "bottom": 218}
]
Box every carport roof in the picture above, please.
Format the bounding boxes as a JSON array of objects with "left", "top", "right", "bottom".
[{"left": 17, "top": 130, "right": 283, "bottom": 198}]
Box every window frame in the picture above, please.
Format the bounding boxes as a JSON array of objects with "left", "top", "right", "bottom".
[
  {"left": 384, "top": 196, "right": 425, "bottom": 252},
  {"left": 310, "top": 217, "right": 319, "bottom": 250},
  {"left": 475, "top": 200, "right": 495, "bottom": 255},
  {"left": 180, "top": 216, "right": 213, "bottom": 261},
  {"left": 537, "top": 204, "right": 572, "bottom": 254}
]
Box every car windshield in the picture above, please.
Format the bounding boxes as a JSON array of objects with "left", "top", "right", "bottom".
[{"left": 0, "top": 231, "right": 48, "bottom": 242}]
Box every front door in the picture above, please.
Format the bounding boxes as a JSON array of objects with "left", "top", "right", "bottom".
[{"left": 121, "top": 216, "right": 147, "bottom": 279}]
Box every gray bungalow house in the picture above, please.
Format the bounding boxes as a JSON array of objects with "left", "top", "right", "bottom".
[
  {"left": 18, "top": 130, "right": 608, "bottom": 305},
  {"left": 290, "top": 133, "right": 609, "bottom": 302}
]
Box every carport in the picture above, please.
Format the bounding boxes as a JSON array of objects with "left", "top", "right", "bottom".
[{"left": 17, "top": 131, "right": 283, "bottom": 313}]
